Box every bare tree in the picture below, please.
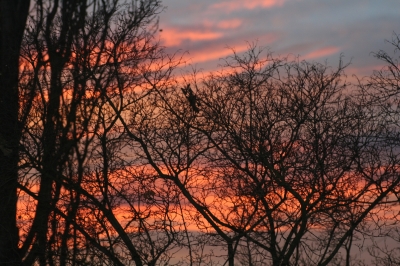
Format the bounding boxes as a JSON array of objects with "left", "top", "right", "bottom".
[
  {"left": 355, "top": 32, "right": 400, "bottom": 266},
  {"left": 110, "top": 45, "right": 400, "bottom": 265},
  {"left": 15, "top": 0, "right": 400, "bottom": 264},
  {"left": 196, "top": 47, "right": 400, "bottom": 266},
  {"left": 17, "top": 0, "right": 184, "bottom": 265}
]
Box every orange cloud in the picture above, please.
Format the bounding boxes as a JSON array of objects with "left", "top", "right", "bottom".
[
  {"left": 211, "top": 0, "right": 285, "bottom": 12},
  {"left": 160, "top": 28, "right": 222, "bottom": 47},
  {"left": 303, "top": 46, "right": 339, "bottom": 60}
]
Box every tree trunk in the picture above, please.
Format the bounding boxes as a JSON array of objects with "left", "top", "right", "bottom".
[{"left": 0, "top": 0, "right": 30, "bottom": 265}]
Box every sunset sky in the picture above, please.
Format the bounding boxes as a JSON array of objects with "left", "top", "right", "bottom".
[{"left": 158, "top": 0, "right": 400, "bottom": 78}]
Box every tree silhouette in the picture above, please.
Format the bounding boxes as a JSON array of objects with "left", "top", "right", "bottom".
[
  {"left": 18, "top": 0, "right": 174, "bottom": 265},
  {"left": 10, "top": 1, "right": 400, "bottom": 264},
  {"left": 0, "top": 0, "right": 30, "bottom": 264},
  {"left": 113, "top": 45, "right": 400, "bottom": 265}
]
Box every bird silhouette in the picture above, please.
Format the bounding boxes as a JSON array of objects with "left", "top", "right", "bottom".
[{"left": 181, "top": 84, "right": 200, "bottom": 113}]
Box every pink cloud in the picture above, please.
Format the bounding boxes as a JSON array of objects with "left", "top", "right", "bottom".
[
  {"left": 186, "top": 43, "right": 250, "bottom": 64},
  {"left": 303, "top": 46, "right": 339, "bottom": 60},
  {"left": 183, "top": 34, "right": 279, "bottom": 65},
  {"left": 159, "top": 28, "right": 222, "bottom": 47},
  {"left": 211, "top": 0, "right": 285, "bottom": 12},
  {"left": 216, "top": 19, "right": 243, "bottom": 29}
]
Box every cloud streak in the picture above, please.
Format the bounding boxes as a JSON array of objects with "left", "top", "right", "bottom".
[
  {"left": 210, "top": 0, "right": 285, "bottom": 12},
  {"left": 303, "top": 46, "right": 340, "bottom": 60},
  {"left": 160, "top": 28, "right": 222, "bottom": 47},
  {"left": 160, "top": 0, "right": 400, "bottom": 76}
]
